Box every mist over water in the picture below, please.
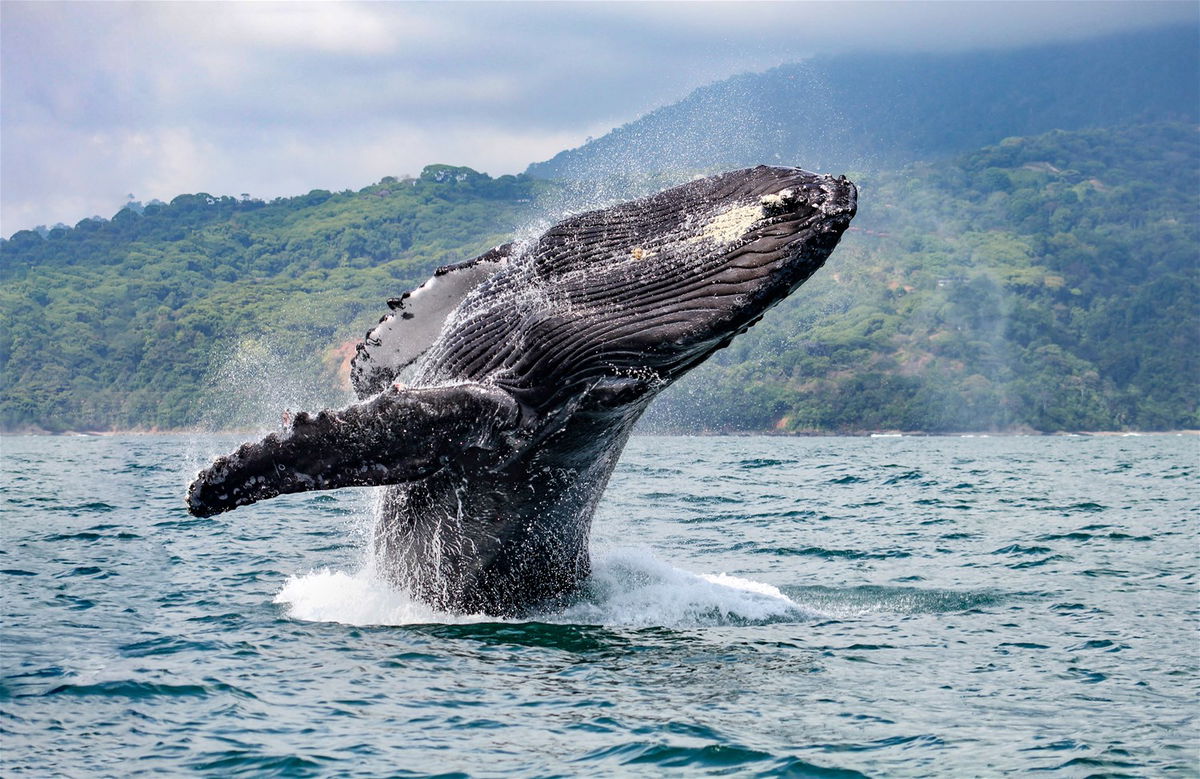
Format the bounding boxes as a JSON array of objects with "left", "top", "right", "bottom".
[{"left": 3, "top": 433, "right": 1196, "bottom": 776}]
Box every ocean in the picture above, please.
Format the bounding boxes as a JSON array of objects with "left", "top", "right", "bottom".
[{"left": 1, "top": 433, "right": 1196, "bottom": 776}]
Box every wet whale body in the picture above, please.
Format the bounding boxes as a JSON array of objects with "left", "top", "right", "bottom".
[{"left": 187, "top": 166, "right": 857, "bottom": 616}]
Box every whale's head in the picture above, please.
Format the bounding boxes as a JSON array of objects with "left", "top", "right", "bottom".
[{"left": 406, "top": 166, "right": 857, "bottom": 416}]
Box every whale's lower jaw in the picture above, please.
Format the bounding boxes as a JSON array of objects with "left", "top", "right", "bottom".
[{"left": 407, "top": 168, "right": 857, "bottom": 414}]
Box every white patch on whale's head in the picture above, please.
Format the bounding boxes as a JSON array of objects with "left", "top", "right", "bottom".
[{"left": 687, "top": 203, "right": 765, "bottom": 246}]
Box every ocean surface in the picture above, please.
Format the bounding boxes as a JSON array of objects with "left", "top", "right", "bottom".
[{"left": 1, "top": 433, "right": 1196, "bottom": 777}]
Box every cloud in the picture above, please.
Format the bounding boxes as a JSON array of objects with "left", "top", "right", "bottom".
[
  {"left": 0, "top": 116, "right": 608, "bottom": 233},
  {"left": 2, "top": 0, "right": 1196, "bottom": 235},
  {"left": 206, "top": 4, "right": 411, "bottom": 56}
]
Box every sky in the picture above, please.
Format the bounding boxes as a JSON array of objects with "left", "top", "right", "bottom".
[{"left": 2, "top": 1, "right": 1196, "bottom": 236}]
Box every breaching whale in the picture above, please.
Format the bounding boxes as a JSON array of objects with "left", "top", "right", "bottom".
[{"left": 187, "top": 166, "right": 857, "bottom": 616}]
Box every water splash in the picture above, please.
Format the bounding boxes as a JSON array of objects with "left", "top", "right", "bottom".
[
  {"left": 273, "top": 547, "right": 812, "bottom": 629},
  {"left": 274, "top": 567, "right": 453, "bottom": 626},
  {"left": 198, "top": 337, "right": 351, "bottom": 433},
  {"left": 558, "top": 547, "right": 814, "bottom": 627}
]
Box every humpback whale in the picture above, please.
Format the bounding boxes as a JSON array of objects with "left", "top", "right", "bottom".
[{"left": 187, "top": 166, "right": 857, "bottom": 616}]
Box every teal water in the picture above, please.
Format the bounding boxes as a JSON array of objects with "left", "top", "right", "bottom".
[{"left": 1, "top": 434, "right": 1197, "bottom": 776}]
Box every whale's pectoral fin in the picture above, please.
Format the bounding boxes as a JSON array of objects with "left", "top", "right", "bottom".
[
  {"left": 350, "top": 245, "right": 512, "bottom": 398},
  {"left": 186, "top": 383, "right": 521, "bottom": 517}
]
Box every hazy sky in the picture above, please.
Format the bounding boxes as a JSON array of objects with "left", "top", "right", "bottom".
[{"left": 2, "top": 1, "right": 1195, "bottom": 236}]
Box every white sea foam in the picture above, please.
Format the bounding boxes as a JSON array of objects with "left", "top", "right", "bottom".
[
  {"left": 273, "top": 567, "right": 465, "bottom": 626},
  {"left": 557, "top": 547, "right": 813, "bottom": 627},
  {"left": 273, "top": 547, "right": 813, "bottom": 628}
]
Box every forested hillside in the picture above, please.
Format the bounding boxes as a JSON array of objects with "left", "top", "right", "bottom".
[
  {"left": 528, "top": 26, "right": 1199, "bottom": 180},
  {"left": 2, "top": 123, "right": 1195, "bottom": 433},
  {"left": 0, "top": 166, "right": 544, "bottom": 430},
  {"left": 644, "top": 123, "right": 1199, "bottom": 433}
]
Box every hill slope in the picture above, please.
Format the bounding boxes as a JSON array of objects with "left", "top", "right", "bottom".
[
  {"left": 0, "top": 167, "right": 544, "bottom": 431},
  {"left": 2, "top": 125, "right": 1196, "bottom": 433},
  {"left": 527, "top": 26, "right": 1199, "bottom": 180},
  {"left": 643, "top": 123, "right": 1199, "bottom": 432}
]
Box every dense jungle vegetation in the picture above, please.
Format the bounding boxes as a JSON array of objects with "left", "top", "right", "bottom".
[
  {"left": 2, "top": 123, "right": 1195, "bottom": 433},
  {"left": 0, "top": 166, "right": 546, "bottom": 430},
  {"left": 645, "top": 123, "right": 1199, "bottom": 433}
]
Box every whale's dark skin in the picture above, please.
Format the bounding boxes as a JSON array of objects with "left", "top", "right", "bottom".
[{"left": 187, "top": 166, "right": 857, "bottom": 616}]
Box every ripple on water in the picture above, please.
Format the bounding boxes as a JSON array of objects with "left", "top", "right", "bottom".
[
  {"left": 1, "top": 433, "right": 1196, "bottom": 777},
  {"left": 185, "top": 753, "right": 335, "bottom": 776},
  {"left": 783, "top": 584, "right": 1014, "bottom": 616},
  {"left": 46, "top": 680, "right": 215, "bottom": 699}
]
